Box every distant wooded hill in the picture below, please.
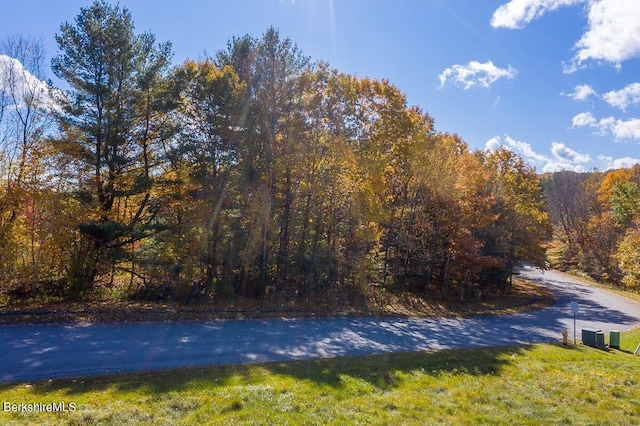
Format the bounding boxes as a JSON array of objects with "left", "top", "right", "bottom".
[{"left": 541, "top": 166, "right": 640, "bottom": 290}]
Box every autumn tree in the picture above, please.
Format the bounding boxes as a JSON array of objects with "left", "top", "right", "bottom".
[
  {"left": 51, "top": 0, "right": 178, "bottom": 293},
  {"left": 618, "top": 227, "right": 640, "bottom": 290},
  {"left": 578, "top": 167, "right": 639, "bottom": 284},
  {"left": 0, "top": 2, "right": 560, "bottom": 304},
  {"left": 479, "top": 148, "right": 551, "bottom": 292},
  {"left": 0, "top": 35, "right": 59, "bottom": 293},
  {"left": 543, "top": 165, "right": 640, "bottom": 287},
  {"left": 153, "top": 59, "right": 246, "bottom": 297},
  {"left": 606, "top": 166, "right": 640, "bottom": 288},
  {"left": 215, "top": 27, "right": 311, "bottom": 295},
  {"left": 541, "top": 171, "right": 595, "bottom": 269},
  {"left": 609, "top": 180, "right": 640, "bottom": 226},
  {"left": 285, "top": 64, "right": 372, "bottom": 293}
]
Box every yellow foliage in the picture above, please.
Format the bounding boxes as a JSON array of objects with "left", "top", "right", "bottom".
[
  {"left": 618, "top": 226, "right": 640, "bottom": 290},
  {"left": 597, "top": 168, "right": 632, "bottom": 205}
]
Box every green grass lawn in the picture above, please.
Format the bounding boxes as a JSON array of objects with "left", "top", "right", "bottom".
[{"left": 1, "top": 329, "right": 639, "bottom": 425}]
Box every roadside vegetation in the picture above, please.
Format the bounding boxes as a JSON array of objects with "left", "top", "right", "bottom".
[
  {"left": 0, "top": 276, "right": 553, "bottom": 324},
  {"left": 3, "top": 0, "right": 638, "bottom": 321},
  {"left": 1, "top": 1, "right": 552, "bottom": 311},
  {"left": 1, "top": 328, "right": 639, "bottom": 425},
  {"left": 2, "top": 2, "right": 639, "bottom": 425},
  {"left": 542, "top": 168, "right": 640, "bottom": 291}
]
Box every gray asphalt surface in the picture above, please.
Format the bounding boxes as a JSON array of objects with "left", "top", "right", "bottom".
[{"left": 1, "top": 265, "right": 639, "bottom": 383}]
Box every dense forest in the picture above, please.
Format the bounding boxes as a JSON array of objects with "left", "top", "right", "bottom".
[
  {"left": 0, "top": 1, "right": 636, "bottom": 306},
  {"left": 542, "top": 166, "right": 640, "bottom": 290}
]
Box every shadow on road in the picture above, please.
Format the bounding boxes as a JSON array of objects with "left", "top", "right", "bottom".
[
  {"left": 523, "top": 268, "right": 640, "bottom": 328},
  {"left": 0, "top": 266, "right": 638, "bottom": 386}
]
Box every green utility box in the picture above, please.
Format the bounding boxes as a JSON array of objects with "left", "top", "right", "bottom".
[
  {"left": 596, "top": 332, "right": 606, "bottom": 349},
  {"left": 609, "top": 330, "right": 620, "bottom": 349},
  {"left": 582, "top": 328, "right": 601, "bottom": 347}
]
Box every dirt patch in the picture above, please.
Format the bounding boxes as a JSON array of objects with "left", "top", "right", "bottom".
[{"left": 0, "top": 278, "right": 553, "bottom": 325}]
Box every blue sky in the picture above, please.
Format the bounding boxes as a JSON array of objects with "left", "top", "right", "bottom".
[{"left": 2, "top": 0, "right": 639, "bottom": 172}]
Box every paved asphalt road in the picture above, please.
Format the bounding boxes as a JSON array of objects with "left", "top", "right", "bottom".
[{"left": 1, "top": 265, "right": 640, "bottom": 383}]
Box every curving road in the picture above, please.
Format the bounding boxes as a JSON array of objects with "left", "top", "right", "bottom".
[{"left": 1, "top": 265, "right": 640, "bottom": 383}]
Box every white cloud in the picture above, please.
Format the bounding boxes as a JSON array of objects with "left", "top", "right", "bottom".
[
  {"left": 550, "top": 141, "right": 591, "bottom": 163},
  {"left": 492, "top": 1, "right": 640, "bottom": 71},
  {"left": 487, "top": 134, "right": 595, "bottom": 173},
  {"left": 485, "top": 136, "right": 503, "bottom": 152},
  {"left": 572, "top": 0, "right": 640, "bottom": 69},
  {"left": 602, "top": 83, "right": 640, "bottom": 111},
  {"left": 566, "top": 84, "right": 596, "bottom": 101},
  {"left": 598, "top": 155, "right": 640, "bottom": 170},
  {"left": 0, "top": 54, "right": 57, "bottom": 112},
  {"left": 491, "top": 0, "right": 584, "bottom": 30},
  {"left": 612, "top": 118, "right": 640, "bottom": 140},
  {"left": 542, "top": 162, "right": 587, "bottom": 173},
  {"left": 503, "top": 135, "right": 549, "bottom": 163},
  {"left": 485, "top": 135, "right": 549, "bottom": 165},
  {"left": 571, "top": 112, "right": 597, "bottom": 127},
  {"left": 544, "top": 141, "right": 590, "bottom": 172},
  {"left": 572, "top": 112, "right": 640, "bottom": 140},
  {"left": 597, "top": 154, "right": 612, "bottom": 165},
  {"left": 611, "top": 157, "right": 640, "bottom": 169},
  {"left": 438, "top": 60, "right": 517, "bottom": 90},
  {"left": 571, "top": 112, "right": 614, "bottom": 135}
]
